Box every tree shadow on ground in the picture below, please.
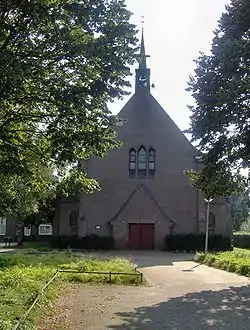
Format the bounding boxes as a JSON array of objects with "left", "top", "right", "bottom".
[{"left": 109, "top": 285, "right": 250, "bottom": 329}]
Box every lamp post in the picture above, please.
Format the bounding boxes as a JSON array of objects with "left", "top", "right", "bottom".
[
  {"left": 204, "top": 197, "right": 214, "bottom": 253},
  {"left": 195, "top": 155, "right": 203, "bottom": 234}
]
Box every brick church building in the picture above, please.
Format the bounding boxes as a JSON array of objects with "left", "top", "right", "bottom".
[{"left": 54, "top": 31, "right": 232, "bottom": 250}]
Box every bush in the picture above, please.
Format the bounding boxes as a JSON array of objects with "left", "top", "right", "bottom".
[
  {"left": 165, "top": 234, "right": 232, "bottom": 252},
  {"left": 51, "top": 235, "right": 114, "bottom": 250},
  {"left": 0, "top": 255, "right": 18, "bottom": 269},
  {"left": 196, "top": 248, "right": 250, "bottom": 277},
  {"left": 233, "top": 232, "right": 250, "bottom": 249}
]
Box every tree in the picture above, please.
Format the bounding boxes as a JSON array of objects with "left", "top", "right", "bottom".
[
  {"left": 231, "top": 193, "right": 250, "bottom": 231},
  {"left": 0, "top": 0, "right": 138, "bottom": 216},
  {"left": 186, "top": 0, "right": 250, "bottom": 174},
  {"left": 185, "top": 162, "right": 245, "bottom": 200},
  {"left": 185, "top": 161, "right": 245, "bottom": 253}
]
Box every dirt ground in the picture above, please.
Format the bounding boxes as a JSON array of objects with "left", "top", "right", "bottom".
[{"left": 37, "top": 251, "right": 250, "bottom": 330}]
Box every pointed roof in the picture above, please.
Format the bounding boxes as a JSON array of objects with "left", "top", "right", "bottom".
[{"left": 138, "top": 29, "right": 150, "bottom": 69}]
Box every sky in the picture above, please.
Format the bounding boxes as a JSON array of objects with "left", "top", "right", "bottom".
[{"left": 109, "top": 0, "right": 231, "bottom": 132}]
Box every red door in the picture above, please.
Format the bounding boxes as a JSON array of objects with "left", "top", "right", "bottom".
[
  {"left": 129, "top": 224, "right": 141, "bottom": 249},
  {"left": 129, "top": 223, "right": 154, "bottom": 250}
]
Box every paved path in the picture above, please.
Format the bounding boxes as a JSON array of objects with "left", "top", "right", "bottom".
[{"left": 39, "top": 251, "right": 250, "bottom": 330}]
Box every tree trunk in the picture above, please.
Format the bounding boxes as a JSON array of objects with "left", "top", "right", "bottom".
[{"left": 16, "top": 218, "right": 24, "bottom": 246}]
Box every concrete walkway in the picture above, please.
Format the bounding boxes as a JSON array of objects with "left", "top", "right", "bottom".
[{"left": 39, "top": 251, "right": 250, "bottom": 330}]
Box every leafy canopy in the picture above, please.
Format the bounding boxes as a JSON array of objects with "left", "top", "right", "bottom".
[
  {"left": 0, "top": 0, "right": 138, "bottom": 219},
  {"left": 185, "top": 162, "right": 245, "bottom": 200},
  {"left": 186, "top": 0, "right": 250, "bottom": 197}
]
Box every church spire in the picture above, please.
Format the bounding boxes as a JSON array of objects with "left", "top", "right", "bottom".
[
  {"left": 135, "top": 21, "right": 151, "bottom": 92},
  {"left": 139, "top": 30, "right": 147, "bottom": 69},
  {"left": 138, "top": 19, "right": 149, "bottom": 69}
]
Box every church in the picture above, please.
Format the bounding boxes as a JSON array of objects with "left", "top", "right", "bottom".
[{"left": 55, "top": 32, "right": 232, "bottom": 250}]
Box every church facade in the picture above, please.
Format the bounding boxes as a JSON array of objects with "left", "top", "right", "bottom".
[{"left": 55, "top": 32, "right": 232, "bottom": 250}]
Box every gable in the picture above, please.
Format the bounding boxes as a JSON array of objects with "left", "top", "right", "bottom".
[
  {"left": 109, "top": 183, "right": 175, "bottom": 226},
  {"left": 116, "top": 89, "right": 198, "bottom": 159}
]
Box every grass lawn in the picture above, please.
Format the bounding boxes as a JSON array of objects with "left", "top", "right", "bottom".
[
  {"left": 197, "top": 248, "right": 250, "bottom": 276},
  {"left": 0, "top": 251, "right": 141, "bottom": 330},
  {"left": 10, "top": 241, "right": 52, "bottom": 251}
]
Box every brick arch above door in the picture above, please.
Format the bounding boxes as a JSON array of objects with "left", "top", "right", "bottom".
[{"left": 108, "top": 183, "right": 175, "bottom": 228}]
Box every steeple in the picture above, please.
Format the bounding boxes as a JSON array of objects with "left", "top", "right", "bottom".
[
  {"left": 139, "top": 30, "right": 148, "bottom": 69},
  {"left": 135, "top": 25, "right": 151, "bottom": 92}
]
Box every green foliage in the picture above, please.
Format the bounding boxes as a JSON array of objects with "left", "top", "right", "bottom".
[
  {"left": 233, "top": 232, "right": 250, "bottom": 248},
  {"left": 58, "top": 167, "right": 100, "bottom": 196},
  {"left": 51, "top": 234, "right": 114, "bottom": 249},
  {"left": 0, "top": 251, "right": 141, "bottom": 328},
  {"left": 197, "top": 248, "right": 250, "bottom": 276},
  {"left": 0, "top": 0, "right": 138, "bottom": 218},
  {"left": 186, "top": 0, "right": 250, "bottom": 184},
  {"left": 165, "top": 233, "right": 232, "bottom": 252},
  {"left": 231, "top": 193, "right": 250, "bottom": 230},
  {"left": 0, "top": 165, "right": 57, "bottom": 220},
  {"left": 185, "top": 162, "right": 245, "bottom": 199}
]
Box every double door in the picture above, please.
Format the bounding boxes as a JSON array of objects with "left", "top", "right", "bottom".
[{"left": 129, "top": 223, "right": 154, "bottom": 250}]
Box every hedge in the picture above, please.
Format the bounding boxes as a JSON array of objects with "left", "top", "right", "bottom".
[
  {"left": 165, "top": 234, "right": 232, "bottom": 252},
  {"left": 197, "top": 249, "right": 250, "bottom": 277},
  {"left": 51, "top": 235, "right": 114, "bottom": 250},
  {"left": 233, "top": 232, "right": 250, "bottom": 249}
]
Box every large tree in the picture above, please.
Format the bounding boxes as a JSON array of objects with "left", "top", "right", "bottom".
[
  {"left": 187, "top": 0, "right": 250, "bottom": 183},
  {"left": 0, "top": 0, "right": 138, "bottom": 217}
]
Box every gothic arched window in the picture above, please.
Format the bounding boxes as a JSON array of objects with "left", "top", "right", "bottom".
[
  {"left": 148, "top": 148, "right": 155, "bottom": 172},
  {"left": 138, "top": 146, "right": 147, "bottom": 176},
  {"left": 209, "top": 212, "right": 215, "bottom": 235}
]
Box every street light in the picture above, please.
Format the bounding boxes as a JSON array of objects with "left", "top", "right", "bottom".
[
  {"left": 194, "top": 155, "right": 203, "bottom": 234},
  {"left": 204, "top": 197, "right": 214, "bottom": 253}
]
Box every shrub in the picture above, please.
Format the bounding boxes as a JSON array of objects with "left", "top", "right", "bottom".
[
  {"left": 233, "top": 233, "right": 250, "bottom": 249},
  {"left": 0, "top": 255, "right": 19, "bottom": 269},
  {"left": 237, "top": 264, "right": 250, "bottom": 276},
  {"left": 165, "top": 234, "right": 232, "bottom": 252},
  {"left": 227, "top": 261, "right": 237, "bottom": 272},
  {"left": 51, "top": 235, "right": 114, "bottom": 250},
  {"left": 206, "top": 256, "right": 216, "bottom": 266},
  {"left": 197, "top": 248, "right": 250, "bottom": 277}
]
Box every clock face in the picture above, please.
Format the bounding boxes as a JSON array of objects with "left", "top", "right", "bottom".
[{"left": 138, "top": 75, "right": 148, "bottom": 87}]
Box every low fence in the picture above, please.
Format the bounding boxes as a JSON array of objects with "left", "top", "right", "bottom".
[
  {"left": 59, "top": 269, "right": 143, "bottom": 284},
  {"left": 12, "top": 268, "right": 143, "bottom": 330}
]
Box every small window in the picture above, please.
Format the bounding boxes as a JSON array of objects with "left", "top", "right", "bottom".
[
  {"left": 39, "top": 224, "right": 52, "bottom": 236},
  {"left": 24, "top": 226, "right": 31, "bottom": 237},
  {"left": 148, "top": 148, "right": 155, "bottom": 172},
  {"left": 0, "top": 218, "right": 6, "bottom": 235},
  {"left": 209, "top": 212, "right": 215, "bottom": 235},
  {"left": 70, "top": 211, "right": 78, "bottom": 227}
]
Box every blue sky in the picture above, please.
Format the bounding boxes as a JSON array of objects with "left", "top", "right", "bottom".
[{"left": 109, "top": 0, "right": 230, "bottom": 132}]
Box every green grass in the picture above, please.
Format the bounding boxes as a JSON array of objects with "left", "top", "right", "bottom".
[
  {"left": 0, "top": 251, "right": 141, "bottom": 330},
  {"left": 14, "top": 241, "right": 52, "bottom": 251},
  {"left": 197, "top": 248, "right": 250, "bottom": 276}
]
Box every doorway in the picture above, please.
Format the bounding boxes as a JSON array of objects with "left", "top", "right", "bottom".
[{"left": 129, "top": 223, "right": 155, "bottom": 250}]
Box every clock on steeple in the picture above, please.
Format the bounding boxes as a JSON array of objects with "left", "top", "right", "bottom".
[{"left": 135, "top": 29, "right": 150, "bottom": 92}]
